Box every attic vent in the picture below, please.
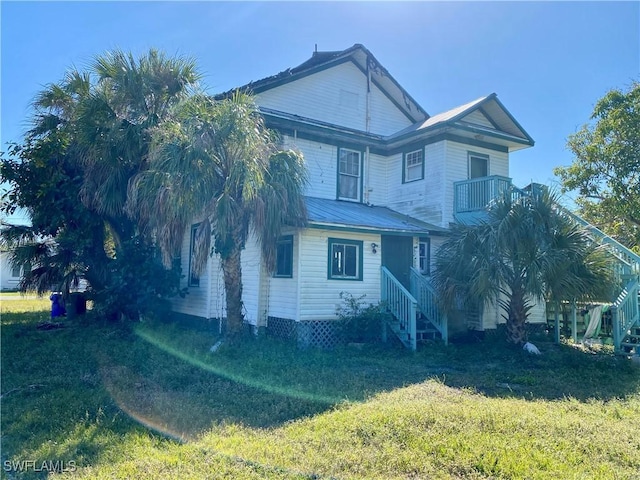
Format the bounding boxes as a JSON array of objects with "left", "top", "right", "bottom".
[{"left": 339, "top": 89, "right": 359, "bottom": 109}]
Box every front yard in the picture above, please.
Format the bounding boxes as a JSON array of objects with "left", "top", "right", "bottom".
[{"left": 1, "top": 299, "right": 639, "bottom": 479}]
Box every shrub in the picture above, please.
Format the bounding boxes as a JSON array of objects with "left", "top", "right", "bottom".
[{"left": 336, "top": 292, "right": 386, "bottom": 343}]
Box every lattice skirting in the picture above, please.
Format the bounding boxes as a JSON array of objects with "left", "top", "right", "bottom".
[{"left": 267, "top": 317, "right": 341, "bottom": 349}]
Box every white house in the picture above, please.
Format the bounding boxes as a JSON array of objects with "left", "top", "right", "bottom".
[
  {"left": 171, "top": 44, "right": 640, "bottom": 352},
  {"left": 1, "top": 250, "right": 23, "bottom": 291}
]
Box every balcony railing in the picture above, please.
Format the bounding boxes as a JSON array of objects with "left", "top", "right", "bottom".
[{"left": 454, "top": 175, "right": 513, "bottom": 217}]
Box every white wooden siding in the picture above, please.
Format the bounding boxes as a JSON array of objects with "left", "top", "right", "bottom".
[
  {"left": 462, "top": 110, "right": 494, "bottom": 129},
  {"left": 266, "top": 231, "right": 300, "bottom": 321},
  {"left": 283, "top": 136, "right": 337, "bottom": 200},
  {"left": 171, "top": 224, "right": 215, "bottom": 319},
  {"left": 527, "top": 298, "right": 547, "bottom": 324},
  {"left": 384, "top": 141, "right": 448, "bottom": 226},
  {"left": 256, "top": 62, "right": 412, "bottom": 136},
  {"left": 240, "top": 231, "right": 264, "bottom": 326},
  {"left": 298, "top": 229, "right": 381, "bottom": 321},
  {"left": 367, "top": 152, "right": 389, "bottom": 206}
]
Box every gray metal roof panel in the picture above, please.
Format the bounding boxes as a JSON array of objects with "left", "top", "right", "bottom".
[{"left": 305, "top": 197, "right": 447, "bottom": 234}]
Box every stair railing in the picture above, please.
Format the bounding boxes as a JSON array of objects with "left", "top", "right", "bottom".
[
  {"left": 381, "top": 266, "right": 417, "bottom": 351},
  {"left": 610, "top": 278, "right": 640, "bottom": 353},
  {"left": 558, "top": 206, "right": 640, "bottom": 275},
  {"left": 409, "top": 267, "right": 448, "bottom": 344}
]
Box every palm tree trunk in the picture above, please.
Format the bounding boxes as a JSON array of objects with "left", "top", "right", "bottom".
[
  {"left": 221, "top": 245, "right": 244, "bottom": 336},
  {"left": 506, "top": 287, "right": 527, "bottom": 345}
]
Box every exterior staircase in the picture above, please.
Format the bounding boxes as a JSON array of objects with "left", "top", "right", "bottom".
[
  {"left": 380, "top": 266, "right": 447, "bottom": 350},
  {"left": 454, "top": 176, "right": 640, "bottom": 355}
]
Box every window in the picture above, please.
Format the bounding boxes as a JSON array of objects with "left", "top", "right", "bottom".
[
  {"left": 274, "top": 235, "right": 293, "bottom": 278},
  {"left": 188, "top": 223, "right": 200, "bottom": 287},
  {"left": 338, "top": 148, "right": 362, "bottom": 201},
  {"left": 469, "top": 152, "right": 489, "bottom": 179},
  {"left": 11, "top": 264, "right": 22, "bottom": 278},
  {"left": 418, "top": 237, "right": 431, "bottom": 276},
  {"left": 403, "top": 149, "right": 424, "bottom": 183},
  {"left": 328, "top": 238, "right": 363, "bottom": 280}
]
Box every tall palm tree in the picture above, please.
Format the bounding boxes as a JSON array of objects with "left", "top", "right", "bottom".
[
  {"left": 128, "top": 92, "right": 308, "bottom": 336},
  {"left": 76, "top": 49, "right": 200, "bottom": 250},
  {"left": 1, "top": 49, "right": 200, "bottom": 314},
  {"left": 432, "top": 188, "right": 615, "bottom": 345}
]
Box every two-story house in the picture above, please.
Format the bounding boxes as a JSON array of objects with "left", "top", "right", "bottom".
[{"left": 171, "top": 44, "right": 640, "bottom": 352}]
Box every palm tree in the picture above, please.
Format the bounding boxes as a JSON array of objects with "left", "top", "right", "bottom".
[
  {"left": 1, "top": 49, "right": 200, "bottom": 315},
  {"left": 76, "top": 49, "right": 200, "bottom": 251},
  {"left": 128, "top": 92, "right": 308, "bottom": 336},
  {"left": 432, "top": 188, "right": 615, "bottom": 345}
]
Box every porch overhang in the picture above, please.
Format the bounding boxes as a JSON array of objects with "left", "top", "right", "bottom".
[{"left": 304, "top": 197, "right": 447, "bottom": 236}]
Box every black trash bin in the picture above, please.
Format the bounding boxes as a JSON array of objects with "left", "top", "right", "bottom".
[{"left": 67, "top": 292, "right": 87, "bottom": 318}]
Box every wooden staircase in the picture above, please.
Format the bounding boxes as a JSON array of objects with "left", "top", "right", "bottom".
[
  {"left": 559, "top": 205, "right": 640, "bottom": 355},
  {"left": 381, "top": 266, "right": 447, "bottom": 350}
]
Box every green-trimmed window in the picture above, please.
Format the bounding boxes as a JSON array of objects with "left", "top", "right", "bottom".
[
  {"left": 188, "top": 223, "right": 200, "bottom": 287},
  {"left": 468, "top": 152, "right": 489, "bottom": 178},
  {"left": 403, "top": 149, "right": 424, "bottom": 183},
  {"left": 338, "top": 148, "right": 362, "bottom": 201},
  {"left": 274, "top": 235, "right": 294, "bottom": 278},
  {"left": 418, "top": 237, "right": 431, "bottom": 276},
  {"left": 328, "top": 238, "right": 363, "bottom": 280}
]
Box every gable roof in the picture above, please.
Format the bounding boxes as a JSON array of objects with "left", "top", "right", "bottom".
[
  {"left": 216, "top": 44, "right": 429, "bottom": 124},
  {"left": 388, "top": 93, "right": 534, "bottom": 150},
  {"left": 305, "top": 197, "right": 447, "bottom": 236}
]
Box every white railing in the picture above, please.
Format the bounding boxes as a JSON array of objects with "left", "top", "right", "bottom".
[
  {"left": 409, "top": 267, "right": 448, "bottom": 344},
  {"left": 558, "top": 206, "right": 640, "bottom": 276},
  {"left": 381, "top": 266, "right": 417, "bottom": 351},
  {"left": 611, "top": 278, "right": 640, "bottom": 353}
]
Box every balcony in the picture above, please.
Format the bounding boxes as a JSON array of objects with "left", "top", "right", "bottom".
[{"left": 453, "top": 175, "right": 513, "bottom": 224}]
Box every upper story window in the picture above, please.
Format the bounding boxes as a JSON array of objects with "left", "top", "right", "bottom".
[
  {"left": 328, "top": 238, "right": 363, "bottom": 281},
  {"left": 337, "top": 148, "right": 362, "bottom": 201},
  {"left": 274, "top": 235, "right": 294, "bottom": 278},
  {"left": 403, "top": 149, "right": 424, "bottom": 183},
  {"left": 468, "top": 152, "right": 489, "bottom": 179}
]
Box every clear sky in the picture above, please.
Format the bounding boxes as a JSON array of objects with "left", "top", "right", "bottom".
[{"left": 1, "top": 1, "right": 638, "bottom": 212}]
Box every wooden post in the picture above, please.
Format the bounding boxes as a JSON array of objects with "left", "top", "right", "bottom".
[
  {"left": 611, "top": 306, "right": 620, "bottom": 353},
  {"left": 571, "top": 301, "right": 578, "bottom": 343}
]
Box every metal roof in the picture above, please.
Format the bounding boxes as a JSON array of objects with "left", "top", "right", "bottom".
[
  {"left": 305, "top": 197, "right": 447, "bottom": 235},
  {"left": 388, "top": 93, "right": 534, "bottom": 148}
]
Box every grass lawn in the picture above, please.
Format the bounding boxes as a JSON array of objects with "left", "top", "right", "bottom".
[{"left": 1, "top": 299, "right": 639, "bottom": 479}]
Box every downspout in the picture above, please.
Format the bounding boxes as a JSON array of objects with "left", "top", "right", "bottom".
[
  {"left": 365, "top": 146, "right": 371, "bottom": 204},
  {"left": 365, "top": 55, "right": 372, "bottom": 133},
  {"left": 365, "top": 52, "right": 373, "bottom": 205}
]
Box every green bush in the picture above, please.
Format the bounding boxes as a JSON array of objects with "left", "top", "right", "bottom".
[{"left": 336, "top": 292, "right": 387, "bottom": 343}]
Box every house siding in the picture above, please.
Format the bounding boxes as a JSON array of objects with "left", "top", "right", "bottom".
[
  {"left": 171, "top": 224, "right": 215, "bottom": 320},
  {"left": 462, "top": 110, "right": 494, "bottom": 129},
  {"left": 298, "top": 229, "right": 381, "bottom": 321},
  {"left": 256, "top": 62, "right": 412, "bottom": 135},
  {"left": 266, "top": 231, "right": 300, "bottom": 321},
  {"left": 240, "top": 232, "right": 264, "bottom": 326},
  {"left": 283, "top": 136, "right": 338, "bottom": 200},
  {"left": 384, "top": 141, "right": 447, "bottom": 227}
]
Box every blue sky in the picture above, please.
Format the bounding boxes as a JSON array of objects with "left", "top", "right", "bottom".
[{"left": 1, "top": 1, "right": 638, "bottom": 213}]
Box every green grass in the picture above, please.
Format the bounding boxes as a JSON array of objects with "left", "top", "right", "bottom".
[{"left": 1, "top": 301, "right": 639, "bottom": 479}]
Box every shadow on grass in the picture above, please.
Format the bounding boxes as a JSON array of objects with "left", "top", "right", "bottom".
[{"left": 2, "top": 311, "right": 639, "bottom": 477}]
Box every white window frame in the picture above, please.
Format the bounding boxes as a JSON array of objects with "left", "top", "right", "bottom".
[{"left": 404, "top": 149, "right": 424, "bottom": 183}]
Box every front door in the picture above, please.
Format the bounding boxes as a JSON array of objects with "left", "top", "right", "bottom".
[{"left": 381, "top": 235, "right": 413, "bottom": 289}]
